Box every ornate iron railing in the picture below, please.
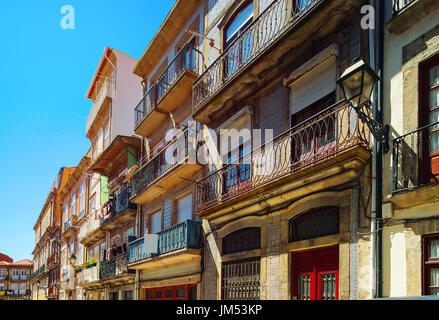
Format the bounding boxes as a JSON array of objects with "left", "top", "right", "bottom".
[
  {"left": 393, "top": 0, "right": 416, "bottom": 15},
  {"left": 222, "top": 257, "right": 261, "bottom": 300},
  {"left": 392, "top": 121, "right": 439, "bottom": 193},
  {"left": 47, "top": 252, "right": 58, "bottom": 268},
  {"left": 99, "top": 254, "right": 129, "bottom": 280},
  {"left": 192, "top": 0, "right": 320, "bottom": 113},
  {"left": 196, "top": 101, "right": 371, "bottom": 212},
  {"left": 134, "top": 42, "right": 202, "bottom": 127},
  {"left": 128, "top": 219, "right": 202, "bottom": 264},
  {"left": 131, "top": 125, "right": 196, "bottom": 198},
  {"left": 30, "top": 264, "right": 46, "bottom": 281}
]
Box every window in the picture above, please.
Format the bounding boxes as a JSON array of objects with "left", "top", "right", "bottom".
[
  {"left": 420, "top": 54, "right": 439, "bottom": 181},
  {"left": 79, "top": 183, "right": 86, "bottom": 217},
  {"left": 71, "top": 195, "right": 76, "bottom": 217},
  {"left": 89, "top": 194, "right": 96, "bottom": 219},
  {"left": 124, "top": 290, "right": 133, "bottom": 300},
  {"left": 0, "top": 283, "right": 4, "bottom": 290},
  {"left": 177, "top": 194, "right": 193, "bottom": 224},
  {"left": 289, "top": 207, "right": 339, "bottom": 242},
  {"left": 222, "top": 228, "right": 261, "bottom": 255},
  {"left": 224, "top": 2, "right": 254, "bottom": 78},
  {"left": 150, "top": 210, "right": 162, "bottom": 234},
  {"left": 222, "top": 257, "right": 260, "bottom": 300},
  {"left": 423, "top": 235, "right": 439, "bottom": 295},
  {"left": 224, "top": 2, "right": 253, "bottom": 48}
]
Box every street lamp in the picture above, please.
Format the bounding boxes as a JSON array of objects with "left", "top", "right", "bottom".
[
  {"left": 69, "top": 254, "right": 77, "bottom": 267},
  {"left": 336, "top": 58, "right": 390, "bottom": 152}
]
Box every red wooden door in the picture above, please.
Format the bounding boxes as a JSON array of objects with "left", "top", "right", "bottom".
[{"left": 292, "top": 246, "right": 339, "bottom": 300}]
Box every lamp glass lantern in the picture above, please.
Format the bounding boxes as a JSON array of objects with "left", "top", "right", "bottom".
[
  {"left": 69, "top": 254, "right": 77, "bottom": 267},
  {"left": 336, "top": 58, "right": 380, "bottom": 110}
]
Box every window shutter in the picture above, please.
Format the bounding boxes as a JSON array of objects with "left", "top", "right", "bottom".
[
  {"left": 163, "top": 199, "right": 173, "bottom": 229},
  {"left": 290, "top": 57, "right": 337, "bottom": 116}
]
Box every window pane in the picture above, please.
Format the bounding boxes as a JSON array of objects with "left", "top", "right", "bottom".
[
  {"left": 429, "top": 88, "right": 439, "bottom": 109},
  {"left": 430, "top": 268, "right": 439, "bottom": 295},
  {"left": 298, "top": 274, "right": 311, "bottom": 300},
  {"left": 430, "top": 240, "right": 439, "bottom": 258},
  {"left": 150, "top": 211, "right": 162, "bottom": 234},
  {"left": 226, "top": 3, "right": 253, "bottom": 42},
  {"left": 321, "top": 273, "right": 336, "bottom": 300},
  {"left": 177, "top": 194, "right": 192, "bottom": 224},
  {"left": 176, "top": 288, "right": 185, "bottom": 298},
  {"left": 430, "top": 65, "right": 439, "bottom": 87},
  {"left": 165, "top": 289, "right": 173, "bottom": 298}
]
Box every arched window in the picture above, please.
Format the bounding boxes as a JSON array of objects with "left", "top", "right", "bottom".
[
  {"left": 289, "top": 207, "right": 339, "bottom": 242},
  {"left": 222, "top": 227, "right": 260, "bottom": 255}
]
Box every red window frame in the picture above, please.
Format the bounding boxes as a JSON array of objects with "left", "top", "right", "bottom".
[
  {"left": 422, "top": 234, "right": 439, "bottom": 295},
  {"left": 420, "top": 53, "right": 439, "bottom": 182}
]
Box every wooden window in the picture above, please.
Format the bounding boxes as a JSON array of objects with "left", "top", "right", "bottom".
[
  {"left": 222, "top": 227, "right": 261, "bottom": 255},
  {"left": 289, "top": 207, "right": 339, "bottom": 242},
  {"left": 222, "top": 257, "right": 260, "bottom": 300},
  {"left": 150, "top": 210, "right": 162, "bottom": 234},
  {"left": 420, "top": 54, "right": 439, "bottom": 182},
  {"left": 423, "top": 234, "right": 439, "bottom": 295},
  {"left": 176, "top": 193, "right": 193, "bottom": 224}
]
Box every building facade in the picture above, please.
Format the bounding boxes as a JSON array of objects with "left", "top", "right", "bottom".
[
  {"left": 31, "top": 167, "right": 74, "bottom": 300},
  {"left": 0, "top": 254, "right": 33, "bottom": 300},
  {"left": 31, "top": 0, "right": 439, "bottom": 300},
  {"left": 382, "top": 0, "right": 439, "bottom": 297}
]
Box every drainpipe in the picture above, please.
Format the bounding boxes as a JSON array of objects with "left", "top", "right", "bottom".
[
  {"left": 369, "top": 0, "right": 377, "bottom": 300},
  {"left": 375, "top": 0, "right": 385, "bottom": 298}
]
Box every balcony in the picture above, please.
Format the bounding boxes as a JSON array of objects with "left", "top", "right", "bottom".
[
  {"left": 78, "top": 263, "right": 99, "bottom": 286},
  {"left": 192, "top": 0, "right": 321, "bottom": 119},
  {"left": 196, "top": 101, "right": 371, "bottom": 214},
  {"left": 390, "top": 122, "right": 439, "bottom": 209},
  {"left": 131, "top": 123, "right": 201, "bottom": 205},
  {"left": 100, "top": 188, "right": 137, "bottom": 231},
  {"left": 30, "top": 264, "right": 46, "bottom": 282},
  {"left": 86, "top": 77, "right": 115, "bottom": 136},
  {"left": 47, "top": 252, "right": 58, "bottom": 270},
  {"left": 47, "top": 286, "right": 57, "bottom": 298},
  {"left": 78, "top": 211, "right": 104, "bottom": 246},
  {"left": 99, "top": 254, "right": 133, "bottom": 280},
  {"left": 387, "top": 0, "right": 439, "bottom": 34},
  {"left": 134, "top": 42, "right": 201, "bottom": 137},
  {"left": 128, "top": 219, "right": 202, "bottom": 270},
  {"left": 62, "top": 215, "right": 78, "bottom": 240}
]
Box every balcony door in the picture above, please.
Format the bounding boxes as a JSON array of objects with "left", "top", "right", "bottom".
[
  {"left": 420, "top": 54, "right": 439, "bottom": 182},
  {"left": 289, "top": 55, "right": 337, "bottom": 167}
]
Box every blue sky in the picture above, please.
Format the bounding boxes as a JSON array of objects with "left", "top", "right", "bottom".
[{"left": 0, "top": 0, "right": 175, "bottom": 261}]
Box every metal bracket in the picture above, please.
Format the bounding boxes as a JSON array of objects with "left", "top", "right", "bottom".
[{"left": 355, "top": 106, "right": 390, "bottom": 153}]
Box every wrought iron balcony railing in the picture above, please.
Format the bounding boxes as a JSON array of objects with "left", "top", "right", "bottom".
[
  {"left": 99, "top": 254, "right": 129, "bottom": 280},
  {"left": 30, "top": 264, "right": 46, "bottom": 281},
  {"left": 192, "top": 0, "right": 320, "bottom": 113},
  {"left": 135, "top": 42, "right": 202, "bottom": 127},
  {"left": 128, "top": 219, "right": 202, "bottom": 264},
  {"left": 393, "top": 0, "right": 416, "bottom": 15},
  {"left": 131, "top": 124, "right": 195, "bottom": 198},
  {"left": 196, "top": 101, "right": 371, "bottom": 212},
  {"left": 392, "top": 121, "right": 439, "bottom": 193},
  {"left": 47, "top": 252, "right": 58, "bottom": 268},
  {"left": 101, "top": 188, "right": 136, "bottom": 225}
]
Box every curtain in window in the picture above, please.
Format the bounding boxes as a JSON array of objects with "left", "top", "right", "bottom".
[
  {"left": 431, "top": 239, "right": 439, "bottom": 258},
  {"left": 431, "top": 268, "right": 439, "bottom": 295},
  {"left": 429, "top": 65, "right": 439, "bottom": 152}
]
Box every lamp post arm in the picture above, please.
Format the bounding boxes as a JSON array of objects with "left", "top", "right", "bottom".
[{"left": 354, "top": 104, "right": 390, "bottom": 153}]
